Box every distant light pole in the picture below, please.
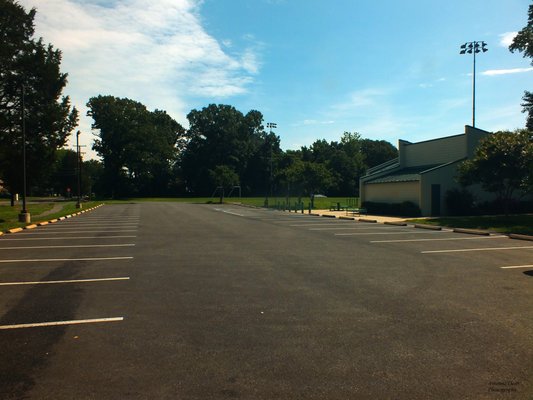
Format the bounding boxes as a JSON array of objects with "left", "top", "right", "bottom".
[
  {"left": 460, "top": 41, "right": 488, "bottom": 127},
  {"left": 266, "top": 122, "right": 277, "bottom": 202},
  {"left": 18, "top": 84, "right": 30, "bottom": 223},
  {"left": 76, "top": 130, "right": 82, "bottom": 209}
]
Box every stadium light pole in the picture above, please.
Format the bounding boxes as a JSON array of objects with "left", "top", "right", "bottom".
[
  {"left": 18, "top": 84, "right": 30, "bottom": 223},
  {"left": 76, "top": 130, "right": 82, "bottom": 209},
  {"left": 266, "top": 122, "right": 277, "bottom": 203},
  {"left": 460, "top": 41, "right": 488, "bottom": 127}
]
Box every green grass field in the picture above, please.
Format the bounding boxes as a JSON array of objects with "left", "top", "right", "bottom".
[
  {"left": 407, "top": 215, "right": 533, "bottom": 236},
  {"left": 105, "top": 196, "right": 359, "bottom": 210}
]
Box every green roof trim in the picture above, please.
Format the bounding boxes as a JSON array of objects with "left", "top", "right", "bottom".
[{"left": 365, "top": 164, "right": 441, "bottom": 184}]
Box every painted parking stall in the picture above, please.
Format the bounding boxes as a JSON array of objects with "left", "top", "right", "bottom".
[{"left": 0, "top": 204, "right": 138, "bottom": 330}]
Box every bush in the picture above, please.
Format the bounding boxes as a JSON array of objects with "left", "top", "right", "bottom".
[
  {"left": 362, "top": 201, "right": 421, "bottom": 217},
  {"left": 445, "top": 188, "right": 475, "bottom": 216}
]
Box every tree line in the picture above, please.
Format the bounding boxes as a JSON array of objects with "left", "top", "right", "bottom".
[{"left": 0, "top": 0, "right": 531, "bottom": 207}]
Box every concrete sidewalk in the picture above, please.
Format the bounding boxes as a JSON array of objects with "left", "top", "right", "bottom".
[{"left": 287, "top": 209, "right": 409, "bottom": 223}]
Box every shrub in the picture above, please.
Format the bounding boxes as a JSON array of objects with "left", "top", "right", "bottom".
[
  {"left": 445, "top": 188, "right": 475, "bottom": 216},
  {"left": 362, "top": 201, "right": 421, "bottom": 217}
]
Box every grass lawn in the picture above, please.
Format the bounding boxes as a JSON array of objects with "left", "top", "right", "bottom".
[
  {"left": 407, "top": 214, "right": 533, "bottom": 236},
  {"left": 104, "top": 196, "right": 360, "bottom": 210},
  {"left": 0, "top": 201, "right": 102, "bottom": 232}
]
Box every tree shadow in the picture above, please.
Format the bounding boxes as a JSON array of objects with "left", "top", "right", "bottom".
[{"left": 0, "top": 263, "right": 83, "bottom": 399}]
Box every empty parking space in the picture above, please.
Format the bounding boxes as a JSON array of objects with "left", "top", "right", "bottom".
[
  {"left": 0, "top": 204, "right": 139, "bottom": 334},
  {"left": 212, "top": 206, "right": 533, "bottom": 273}
]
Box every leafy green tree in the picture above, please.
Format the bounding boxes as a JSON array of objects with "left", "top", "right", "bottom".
[
  {"left": 209, "top": 165, "right": 239, "bottom": 203},
  {"left": 0, "top": 0, "right": 78, "bottom": 203},
  {"left": 87, "top": 95, "right": 185, "bottom": 197},
  {"left": 458, "top": 129, "right": 533, "bottom": 214},
  {"left": 360, "top": 138, "right": 398, "bottom": 168},
  {"left": 181, "top": 104, "right": 268, "bottom": 195},
  {"left": 301, "top": 161, "right": 336, "bottom": 207},
  {"left": 510, "top": 4, "right": 533, "bottom": 129},
  {"left": 509, "top": 3, "right": 533, "bottom": 62},
  {"left": 520, "top": 91, "right": 533, "bottom": 131}
]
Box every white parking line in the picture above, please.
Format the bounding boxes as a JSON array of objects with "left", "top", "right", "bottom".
[
  {"left": 0, "top": 236, "right": 137, "bottom": 241},
  {"left": 0, "top": 244, "right": 135, "bottom": 250},
  {"left": 0, "top": 317, "right": 124, "bottom": 330},
  {"left": 371, "top": 236, "right": 507, "bottom": 243},
  {"left": 0, "top": 277, "right": 130, "bottom": 286},
  {"left": 500, "top": 265, "right": 533, "bottom": 269},
  {"left": 310, "top": 227, "right": 407, "bottom": 231},
  {"left": 422, "top": 246, "right": 533, "bottom": 254},
  {"left": 17, "top": 230, "right": 137, "bottom": 235},
  {"left": 336, "top": 231, "right": 449, "bottom": 236},
  {"left": 0, "top": 256, "right": 133, "bottom": 263},
  {"left": 214, "top": 208, "right": 245, "bottom": 217},
  {"left": 290, "top": 223, "right": 359, "bottom": 227}
]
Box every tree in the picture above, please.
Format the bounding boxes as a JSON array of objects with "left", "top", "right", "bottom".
[
  {"left": 510, "top": 4, "right": 533, "bottom": 129},
  {"left": 521, "top": 91, "right": 533, "bottom": 131},
  {"left": 0, "top": 0, "right": 78, "bottom": 203},
  {"left": 457, "top": 130, "right": 533, "bottom": 214},
  {"left": 209, "top": 165, "right": 239, "bottom": 203},
  {"left": 509, "top": 4, "right": 533, "bottom": 63},
  {"left": 181, "top": 104, "right": 269, "bottom": 195},
  {"left": 87, "top": 95, "right": 185, "bottom": 197},
  {"left": 360, "top": 138, "right": 398, "bottom": 168}
]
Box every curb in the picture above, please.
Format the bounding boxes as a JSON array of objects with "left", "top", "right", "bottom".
[
  {"left": 509, "top": 233, "right": 533, "bottom": 242},
  {"left": 321, "top": 214, "right": 336, "bottom": 218},
  {"left": 384, "top": 221, "right": 407, "bottom": 226},
  {"left": 309, "top": 213, "right": 321, "bottom": 216},
  {"left": 359, "top": 218, "right": 377, "bottom": 223},
  {"left": 1, "top": 203, "right": 104, "bottom": 235},
  {"left": 453, "top": 228, "right": 490, "bottom": 236},
  {"left": 414, "top": 224, "right": 442, "bottom": 231},
  {"left": 339, "top": 216, "right": 356, "bottom": 220}
]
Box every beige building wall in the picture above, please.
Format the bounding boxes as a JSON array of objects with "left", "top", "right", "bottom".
[
  {"left": 402, "top": 135, "right": 466, "bottom": 167},
  {"left": 364, "top": 181, "right": 420, "bottom": 205}
]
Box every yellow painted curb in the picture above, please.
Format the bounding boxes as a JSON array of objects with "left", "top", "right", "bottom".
[
  {"left": 7, "top": 227, "right": 23, "bottom": 234},
  {"left": 49, "top": 219, "right": 58, "bottom": 223},
  {"left": 38, "top": 221, "right": 49, "bottom": 226},
  {"left": 24, "top": 224, "right": 37, "bottom": 230}
]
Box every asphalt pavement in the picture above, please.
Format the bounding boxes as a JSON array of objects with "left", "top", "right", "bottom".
[{"left": 0, "top": 202, "right": 531, "bottom": 399}]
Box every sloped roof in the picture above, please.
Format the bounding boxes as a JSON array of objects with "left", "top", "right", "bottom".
[{"left": 365, "top": 164, "right": 441, "bottom": 184}]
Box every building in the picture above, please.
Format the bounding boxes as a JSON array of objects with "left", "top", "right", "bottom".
[{"left": 359, "top": 126, "right": 493, "bottom": 216}]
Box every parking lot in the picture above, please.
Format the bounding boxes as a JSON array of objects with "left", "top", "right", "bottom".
[{"left": 0, "top": 202, "right": 531, "bottom": 399}]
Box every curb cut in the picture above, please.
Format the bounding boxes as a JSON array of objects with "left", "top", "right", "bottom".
[
  {"left": 509, "top": 233, "right": 533, "bottom": 242},
  {"left": 453, "top": 228, "right": 490, "bottom": 236},
  {"left": 414, "top": 224, "right": 442, "bottom": 231}
]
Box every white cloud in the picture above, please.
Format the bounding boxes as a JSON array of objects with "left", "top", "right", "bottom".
[
  {"left": 482, "top": 67, "right": 533, "bottom": 76},
  {"left": 19, "top": 0, "right": 262, "bottom": 158},
  {"left": 499, "top": 32, "right": 517, "bottom": 47}
]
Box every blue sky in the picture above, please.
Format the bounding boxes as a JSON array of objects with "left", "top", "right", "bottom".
[{"left": 20, "top": 0, "right": 533, "bottom": 158}]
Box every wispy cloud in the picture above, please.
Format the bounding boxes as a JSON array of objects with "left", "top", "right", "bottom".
[
  {"left": 482, "top": 67, "right": 533, "bottom": 76},
  {"left": 19, "top": 0, "right": 262, "bottom": 157},
  {"left": 499, "top": 32, "right": 517, "bottom": 47}
]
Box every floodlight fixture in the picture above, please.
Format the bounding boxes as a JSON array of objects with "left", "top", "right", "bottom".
[{"left": 460, "top": 41, "right": 488, "bottom": 127}]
